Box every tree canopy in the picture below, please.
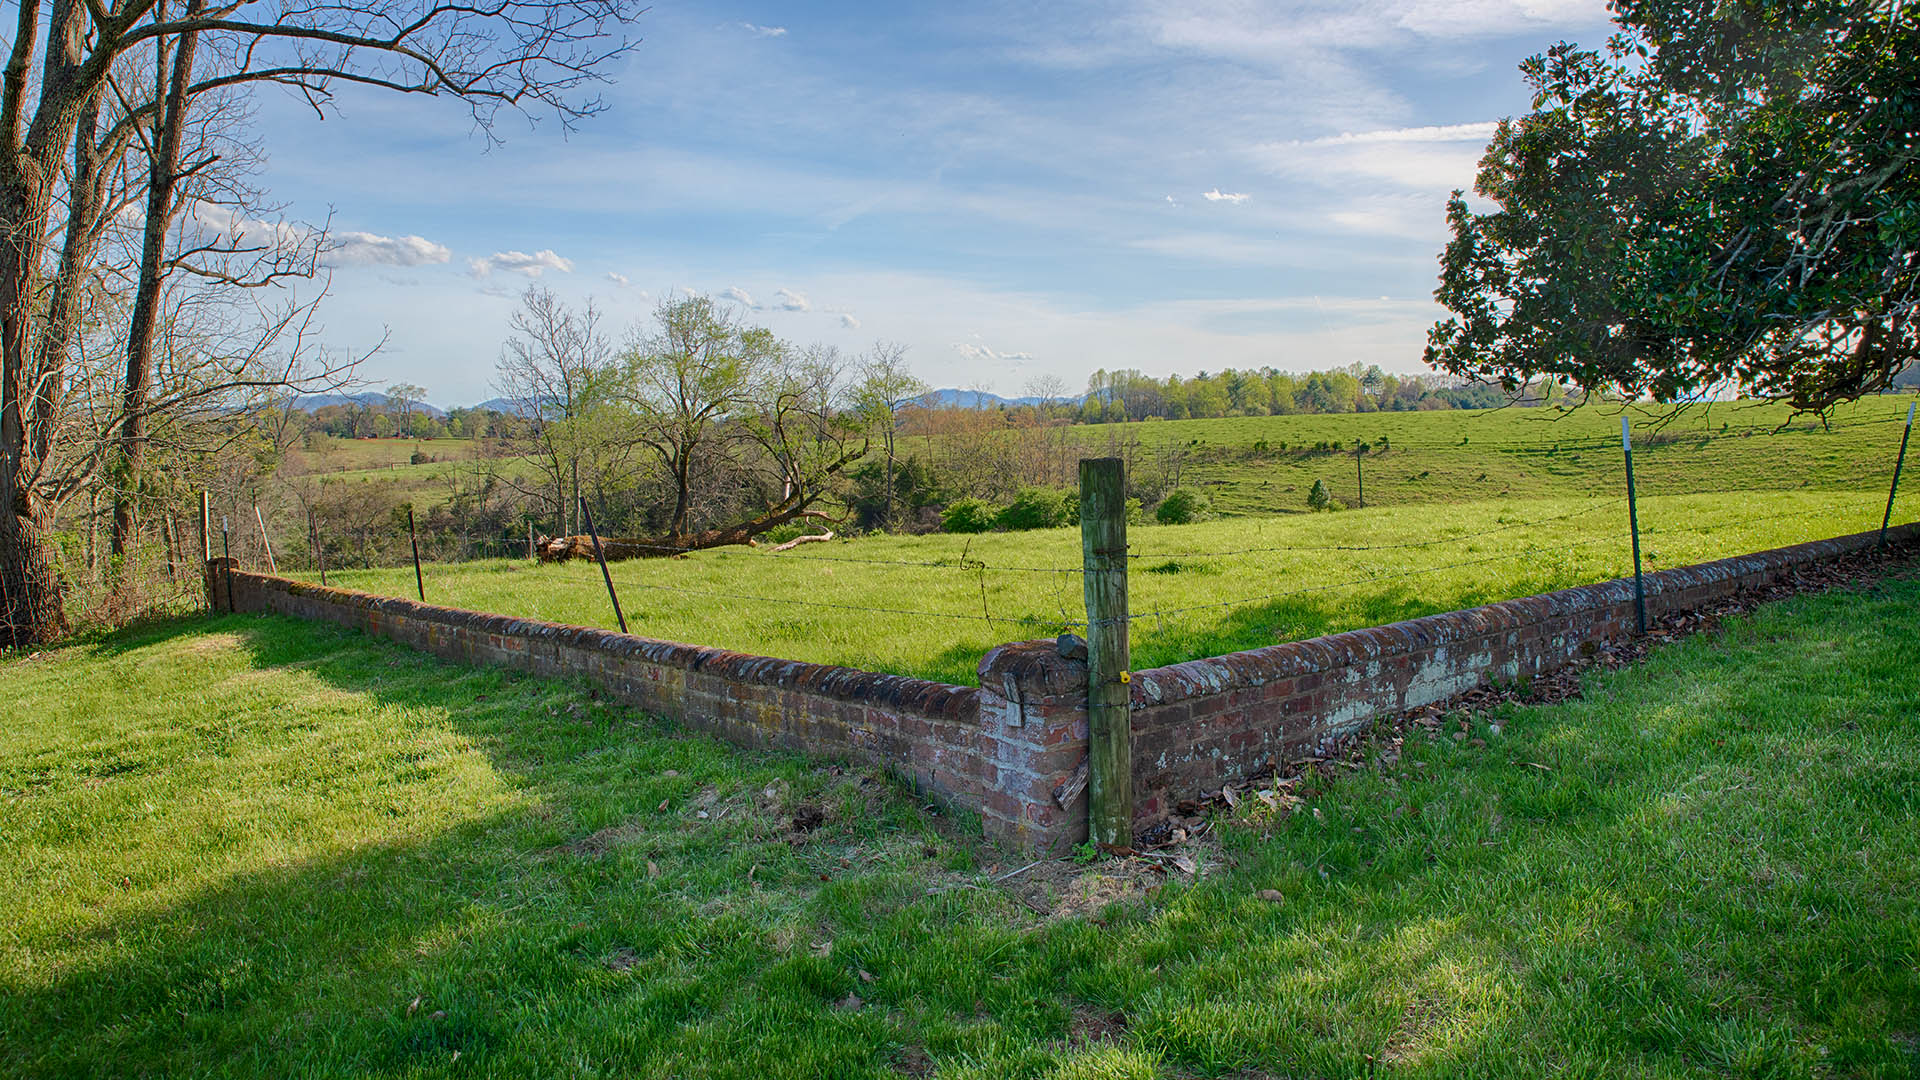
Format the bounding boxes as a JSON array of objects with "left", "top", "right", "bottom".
[{"left": 1427, "top": 0, "right": 1919, "bottom": 413}]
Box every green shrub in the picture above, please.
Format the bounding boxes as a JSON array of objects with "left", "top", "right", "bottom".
[
  {"left": 996, "top": 487, "right": 1072, "bottom": 531},
  {"left": 1307, "top": 479, "right": 1333, "bottom": 511},
  {"left": 941, "top": 498, "right": 999, "bottom": 533},
  {"left": 1155, "top": 487, "right": 1213, "bottom": 524}
]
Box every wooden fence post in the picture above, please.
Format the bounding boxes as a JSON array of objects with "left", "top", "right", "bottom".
[
  {"left": 1079, "top": 457, "right": 1132, "bottom": 848},
  {"left": 199, "top": 491, "right": 211, "bottom": 563},
  {"left": 255, "top": 505, "right": 277, "bottom": 573}
]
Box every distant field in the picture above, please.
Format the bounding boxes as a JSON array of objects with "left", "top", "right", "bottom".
[
  {"left": 1037, "top": 396, "right": 1919, "bottom": 514},
  {"left": 287, "top": 436, "right": 479, "bottom": 471},
  {"left": 302, "top": 485, "right": 1909, "bottom": 685}
]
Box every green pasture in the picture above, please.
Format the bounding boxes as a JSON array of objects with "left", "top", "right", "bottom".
[
  {"left": 301, "top": 485, "right": 1911, "bottom": 685},
  {"left": 4, "top": 568, "right": 1915, "bottom": 1076},
  {"left": 1036, "top": 395, "right": 1919, "bottom": 514}
]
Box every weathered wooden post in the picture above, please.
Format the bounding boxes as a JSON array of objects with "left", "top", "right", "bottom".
[
  {"left": 254, "top": 505, "right": 277, "bottom": 573},
  {"left": 1079, "top": 457, "right": 1132, "bottom": 848},
  {"left": 199, "top": 491, "right": 211, "bottom": 563}
]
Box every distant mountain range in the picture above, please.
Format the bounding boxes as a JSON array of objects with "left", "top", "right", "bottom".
[
  {"left": 288, "top": 391, "right": 448, "bottom": 418},
  {"left": 287, "top": 388, "right": 1065, "bottom": 417},
  {"left": 922, "top": 388, "right": 1082, "bottom": 408}
]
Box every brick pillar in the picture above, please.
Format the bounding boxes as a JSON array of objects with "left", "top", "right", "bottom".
[
  {"left": 205, "top": 556, "right": 239, "bottom": 613},
  {"left": 976, "top": 639, "right": 1090, "bottom": 853}
]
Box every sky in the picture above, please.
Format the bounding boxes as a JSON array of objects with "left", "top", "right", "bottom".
[{"left": 253, "top": 0, "right": 1623, "bottom": 408}]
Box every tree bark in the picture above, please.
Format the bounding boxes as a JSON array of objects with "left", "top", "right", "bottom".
[
  {"left": 113, "top": 0, "right": 202, "bottom": 568},
  {"left": 538, "top": 507, "right": 833, "bottom": 563}
]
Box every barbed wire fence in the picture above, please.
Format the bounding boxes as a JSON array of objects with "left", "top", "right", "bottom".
[{"left": 195, "top": 406, "right": 1918, "bottom": 656}]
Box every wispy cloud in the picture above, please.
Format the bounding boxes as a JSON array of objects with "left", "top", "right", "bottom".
[
  {"left": 1249, "top": 122, "right": 1497, "bottom": 191},
  {"left": 953, "top": 342, "right": 1034, "bottom": 364},
  {"left": 1202, "top": 188, "right": 1250, "bottom": 204},
  {"left": 773, "top": 287, "right": 811, "bottom": 312},
  {"left": 466, "top": 249, "right": 573, "bottom": 278},
  {"left": 606, "top": 272, "right": 631, "bottom": 286},
  {"left": 840, "top": 313, "right": 861, "bottom": 329},
  {"left": 739, "top": 22, "right": 786, "bottom": 37},
  {"left": 327, "top": 231, "right": 450, "bottom": 267},
  {"left": 721, "top": 285, "right": 755, "bottom": 306}
]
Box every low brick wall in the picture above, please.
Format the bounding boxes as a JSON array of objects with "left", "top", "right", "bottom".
[
  {"left": 207, "top": 567, "right": 1084, "bottom": 850},
  {"left": 1125, "top": 524, "right": 1918, "bottom": 821},
  {"left": 207, "top": 522, "right": 1913, "bottom": 852}
]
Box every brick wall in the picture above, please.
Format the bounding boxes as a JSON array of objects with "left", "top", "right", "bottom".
[
  {"left": 207, "top": 522, "right": 1914, "bottom": 852},
  {"left": 1125, "top": 525, "right": 1918, "bottom": 821},
  {"left": 207, "top": 564, "right": 1089, "bottom": 851}
]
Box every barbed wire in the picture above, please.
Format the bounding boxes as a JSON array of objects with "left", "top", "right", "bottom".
[{"left": 603, "top": 574, "right": 1072, "bottom": 630}]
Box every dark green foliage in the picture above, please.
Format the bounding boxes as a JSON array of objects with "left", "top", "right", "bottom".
[
  {"left": 940, "top": 498, "right": 998, "bottom": 534},
  {"left": 847, "top": 455, "right": 940, "bottom": 531},
  {"left": 1154, "top": 488, "right": 1213, "bottom": 525},
  {"left": 1307, "top": 479, "right": 1333, "bottom": 511},
  {"left": 996, "top": 488, "right": 1073, "bottom": 531},
  {"left": 1429, "top": 1, "right": 1920, "bottom": 412}
]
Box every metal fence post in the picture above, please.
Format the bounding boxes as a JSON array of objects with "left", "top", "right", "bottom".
[
  {"left": 579, "top": 497, "right": 628, "bottom": 634},
  {"left": 408, "top": 507, "right": 426, "bottom": 601},
  {"left": 1080, "top": 457, "right": 1132, "bottom": 848},
  {"left": 1622, "top": 416, "right": 1647, "bottom": 634},
  {"left": 1880, "top": 402, "right": 1915, "bottom": 548}
]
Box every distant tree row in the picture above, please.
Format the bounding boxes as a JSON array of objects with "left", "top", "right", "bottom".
[
  {"left": 297, "top": 401, "right": 530, "bottom": 443},
  {"left": 1067, "top": 364, "right": 1537, "bottom": 424}
]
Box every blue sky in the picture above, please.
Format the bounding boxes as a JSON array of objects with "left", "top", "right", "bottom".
[{"left": 256, "top": 0, "right": 1621, "bottom": 407}]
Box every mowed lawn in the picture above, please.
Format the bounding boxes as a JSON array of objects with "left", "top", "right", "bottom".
[
  {"left": 307, "top": 488, "right": 1906, "bottom": 685},
  {"left": 3, "top": 570, "right": 1917, "bottom": 1078}
]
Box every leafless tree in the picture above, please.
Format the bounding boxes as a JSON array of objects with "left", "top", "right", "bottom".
[
  {"left": 1, "top": 0, "right": 641, "bottom": 645},
  {"left": 493, "top": 285, "right": 619, "bottom": 535},
  {"left": 853, "top": 341, "right": 926, "bottom": 531}
]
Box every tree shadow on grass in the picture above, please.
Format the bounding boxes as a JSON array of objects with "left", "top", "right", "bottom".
[
  {"left": 2, "top": 614, "right": 976, "bottom": 1078},
  {"left": 12, "top": 595, "right": 1918, "bottom": 1078}
]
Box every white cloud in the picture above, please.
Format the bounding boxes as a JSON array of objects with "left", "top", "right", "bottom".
[
  {"left": 1249, "top": 122, "right": 1497, "bottom": 191},
  {"left": 740, "top": 22, "right": 786, "bottom": 37},
  {"left": 327, "top": 231, "right": 451, "bottom": 267},
  {"left": 1202, "top": 188, "right": 1250, "bottom": 204},
  {"left": 606, "top": 272, "right": 631, "bottom": 286},
  {"left": 721, "top": 285, "right": 755, "bottom": 306},
  {"left": 953, "top": 342, "right": 1034, "bottom": 364},
  {"left": 840, "top": 313, "right": 861, "bottom": 329},
  {"left": 466, "top": 249, "right": 573, "bottom": 278},
  {"left": 773, "top": 287, "right": 811, "bottom": 312}
]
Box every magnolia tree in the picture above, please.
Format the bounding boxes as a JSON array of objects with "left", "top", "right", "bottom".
[{"left": 1428, "top": 0, "right": 1918, "bottom": 412}]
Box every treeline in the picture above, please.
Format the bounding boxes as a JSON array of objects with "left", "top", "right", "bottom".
[
  {"left": 1070, "top": 364, "right": 1537, "bottom": 422},
  {"left": 298, "top": 403, "right": 530, "bottom": 442}
]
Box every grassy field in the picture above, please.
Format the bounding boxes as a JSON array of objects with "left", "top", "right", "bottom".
[
  {"left": 4, "top": 571, "right": 1916, "bottom": 1077},
  {"left": 303, "top": 485, "right": 1912, "bottom": 685},
  {"left": 1042, "top": 396, "right": 1920, "bottom": 514}
]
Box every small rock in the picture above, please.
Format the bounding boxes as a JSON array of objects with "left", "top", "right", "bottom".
[{"left": 1256, "top": 889, "right": 1284, "bottom": 903}]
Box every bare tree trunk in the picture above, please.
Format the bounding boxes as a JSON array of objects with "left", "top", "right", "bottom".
[{"left": 112, "top": 0, "right": 202, "bottom": 569}]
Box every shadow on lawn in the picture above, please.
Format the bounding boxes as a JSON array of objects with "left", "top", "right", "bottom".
[
  {"left": 17, "top": 593, "right": 1915, "bottom": 1077},
  {"left": 2, "top": 614, "right": 965, "bottom": 1077}
]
